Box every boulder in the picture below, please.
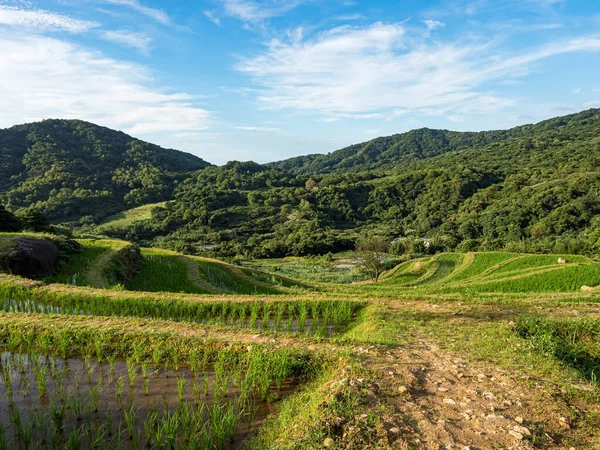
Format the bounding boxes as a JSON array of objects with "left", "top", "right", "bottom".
[
  {"left": 581, "top": 285, "right": 594, "bottom": 292},
  {"left": 9, "top": 238, "right": 61, "bottom": 278},
  {"left": 557, "top": 258, "right": 567, "bottom": 264}
]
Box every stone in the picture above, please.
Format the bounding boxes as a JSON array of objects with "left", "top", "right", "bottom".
[
  {"left": 515, "top": 417, "right": 524, "bottom": 424},
  {"left": 557, "top": 258, "right": 567, "bottom": 264},
  {"left": 443, "top": 398, "right": 456, "bottom": 405},
  {"left": 513, "top": 425, "right": 531, "bottom": 436},
  {"left": 438, "top": 387, "right": 449, "bottom": 392},
  {"left": 8, "top": 238, "right": 61, "bottom": 278},
  {"left": 581, "top": 285, "right": 593, "bottom": 291},
  {"left": 389, "top": 427, "right": 400, "bottom": 434},
  {"left": 323, "top": 437, "right": 334, "bottom": 447},
  {"left": 509, "top": 430, "right": 524, "bottom": 440},
  {"left": 398, "top": 386, "right": 408, "bottom": 393}
]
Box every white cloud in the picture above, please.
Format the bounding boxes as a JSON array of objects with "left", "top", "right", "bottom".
[
  {"left": 204, "top": 10, "right": 221, "bottom": 26},
  {"left": 335, "top": 14, "right": 365, "bottom": 21},
  {"left": 0, "top": 5, "right": 98, "bottom": 32},
  {"left": 100, "top": 30, "right": 152, "bottom": 53},
  {"left": 104, "top": 0, "right": 170, "bottom": 25},
  {"left": 235, "top": 126, "right": 280, "bottom": 131},
  {"left": 0, "top": 35, "right": 213, "bottom": 137},
  {"left": 220, "top": 0, "right": 303, "bottom": 22},
  {"left": 422, "top": 19, "right": 445, "bottom": 31},
  {"left": 237, "top": 22, "right": 600, "bottom": 120}
]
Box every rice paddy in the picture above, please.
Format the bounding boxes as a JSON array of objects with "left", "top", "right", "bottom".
[{"left": 1, "top": 233, "right": 600, "bottom": 448}]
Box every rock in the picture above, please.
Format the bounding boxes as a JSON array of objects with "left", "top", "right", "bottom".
[
  {"left": 443, "top": 398, "right": 456, "bottom": 405},
  {"left": 323, "top": 437, "right": 334, "bottom": 447},
  {"left": 557, "top": 258, "right": 567, "bottom": 264},
  {"left": 513, "top": 425, "right": 531, "bottom": 436},
  {"left": 438, "top": 387, "right": 449, "bottom": 392},
  {"left": 580, "top": 285, "right": 593, "bottom": 291},
  {"left": 559, "top": 417, "right": 571, "bottom": 429},
  {"left": 509, "top": 430, "right": 524, "bottom": 440},
  {"left": 515, "top": 416, "right": 524, "bottom": 424},
  {"left": 8, "top": 238, "right": 61, "bottom": 277},
  {"left": 389, "top": 427, "right": 400, "bottom": 434},
  {"left": 398, "top": 386, "right": 408, "bottom": 393}
]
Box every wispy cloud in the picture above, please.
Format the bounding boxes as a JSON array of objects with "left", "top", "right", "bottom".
[
  {"left": 104, "top": 0, "right": 170, "bottom": 25},
  {"left": 100, "top": 30, "right": 152, "bottom": 53},
  {"left": 422, "top": 19, "right": 445, "bottom": 31},
  {"left": 220, "top": 0, "right": 304, "bottom": 22},
  {"left": 237, "top": 22, "right": 600, "bottom": 120},
  {"left": 335, "top": 14, "right": 365, "bottom": 21},
  {"left": 0, "top": 4, "right": 98, "bottom": 33},
  {"left": 204, "top": 10, "right": 221, "bottom": 26},
  {"left": 0, "top": 35, "right": 213, "bottom": 136},
  {"left": 235, "top": 126, "right": 280, "bottom": 131}
]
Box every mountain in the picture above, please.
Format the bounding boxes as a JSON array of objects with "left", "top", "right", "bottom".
[
  {"left": 270, "top": 109, "right": 600, "bottom": 175},
  {"left": 103, "top": 109, "right": 600, "bottom": 258},
  {"left": 0, "top": 119, "right": 210, "bottom": 222},
  {"left": 2, "top": 110, "right": 599, "bottom": 259}
]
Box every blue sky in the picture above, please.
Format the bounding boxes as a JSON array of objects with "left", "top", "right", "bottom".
[{"left": 0, "top": 0, "right": 599, "bottom": 164}]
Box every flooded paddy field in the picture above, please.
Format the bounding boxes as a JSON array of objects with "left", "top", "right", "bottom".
[{"left": 0, "top": 351, "right": 299, "bottom": 449}]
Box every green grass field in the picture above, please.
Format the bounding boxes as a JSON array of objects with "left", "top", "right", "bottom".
[
  {"left": 1, "top": 233, "right": 600, "bottom": 449},
  {"left": 95, "top": 202, "right": 166, "bottom": 234},
  {"left": 126, "top": 249, "right": 211, "bottom": 294}
]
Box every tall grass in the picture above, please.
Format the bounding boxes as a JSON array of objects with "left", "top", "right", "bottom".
[
  {"left": 0, "top": 283, "right": 364, "bottom": 336},
  {"left": 126, "top": 253, "right": 210, "bottom": 294},
  {"left": 514, "top": 316, "right": 600, "bottom": 385}
]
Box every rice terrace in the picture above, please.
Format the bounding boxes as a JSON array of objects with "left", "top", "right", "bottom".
[
  {"left": 0, "top": 232, "right": 599, "bottom": 449},
  {"left": 2, "top": 0, "right": 600, "bottom": 445}
]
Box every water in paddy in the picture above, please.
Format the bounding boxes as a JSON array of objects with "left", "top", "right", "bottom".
[{"left": 0, "top": 352, "right": 294, "bottom": 449}]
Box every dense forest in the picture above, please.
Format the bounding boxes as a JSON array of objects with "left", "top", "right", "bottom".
[
  {"left": 0, "top": 119, "right": 210, "bottom": 222},
  {"left": 1, "top": 110, "right": 599, "bottom": 257}
]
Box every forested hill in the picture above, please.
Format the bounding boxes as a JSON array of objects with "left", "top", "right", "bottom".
[
  {"left": 0, "top": 119, "right": 210, "bottom": 222},
  {"left": 270, "top": 109, "right": 600, "bottom": 175},
  {"left": 97, "top": 108, "right": 600, "bottom": 258}
]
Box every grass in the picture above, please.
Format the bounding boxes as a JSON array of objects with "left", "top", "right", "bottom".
[
  {"left": 448, "top": 252, "right": 521, "bottom": 282},
  {"left": 2, "top": 233, "right": 600, "bottom": 448},
  {"left": 244, "top": 257, "right": 370, "bottom": 284},
  {"left": 413, "top": 253, "right": 464, "bottom": 286},
  {"left": 197, "top": 259, "right": 283, "bottom": 295},
  {"left": 444, "top": 263, "right": 600, "bottom": 293},
  {"left": 95, "top": 202, "right": 166, "bottom": 234},
  {"left": 489, "top": 254, "right": 590, "bottom": 275},
  {"left": 126, "top": 249, "right": 210, "bottom": 294},
  {"left": 0, "top": 316, "right": 313, "bottom": 449},
  {"left": 514, "top": 316, "right": 600, "bottom": 386}
]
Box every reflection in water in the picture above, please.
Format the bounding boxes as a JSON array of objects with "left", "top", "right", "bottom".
[{"left": 0, "top": 352, "right": 295, "bottom": 449}]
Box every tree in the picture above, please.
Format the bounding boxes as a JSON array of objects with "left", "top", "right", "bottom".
[
  {"left": 0, "top": 205, "right": 22, "bottom": 232},
  {"left": 17, "top": 208, "right": 49, "bottom": 232},
  {"left": 356, "top": 236, "right": 389, "bottom": 282}
]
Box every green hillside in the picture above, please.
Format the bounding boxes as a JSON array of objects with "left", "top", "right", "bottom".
[
  {"left": 0, "top": 119, "right": 210, "bottom": 223},
  {"left": 105, "top": 110, "right": 600, "bottom": 258},
  {"left": 3, "top": 110, "right": 600, "bottom": 260},
  {"left": 271, "top": 108, "right": 600, "bottom": 176}
]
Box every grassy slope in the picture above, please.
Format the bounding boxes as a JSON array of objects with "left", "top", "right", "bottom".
[
  {"left": 3, "top": 234, "right": 600, "bottom": 448},
  {"left": 95, "top": 202, "right": 166, "bottom": 233}
]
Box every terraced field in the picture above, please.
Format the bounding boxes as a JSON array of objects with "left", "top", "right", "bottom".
[{"left": 1, "top": 234, "right": 600, "bottom": 449}]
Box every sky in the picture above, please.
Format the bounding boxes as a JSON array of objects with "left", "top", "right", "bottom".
[{"left": 0, "top": 0, "right": 599, "bottom": 164}]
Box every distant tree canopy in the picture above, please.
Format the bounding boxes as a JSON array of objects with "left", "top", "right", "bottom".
[
  {"left": 0, "top": 119, "right": 210, "bottom": 223},
  {"left": 3, "top": 110, "right": 600, "bottom": 258},
  {"left": 16, "top": 208, "right": 49, "bottom": 232}
]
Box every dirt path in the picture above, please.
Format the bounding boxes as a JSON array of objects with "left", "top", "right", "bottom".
[{"left": 364, "top": 340, "right": 594, "bottom": 449}]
